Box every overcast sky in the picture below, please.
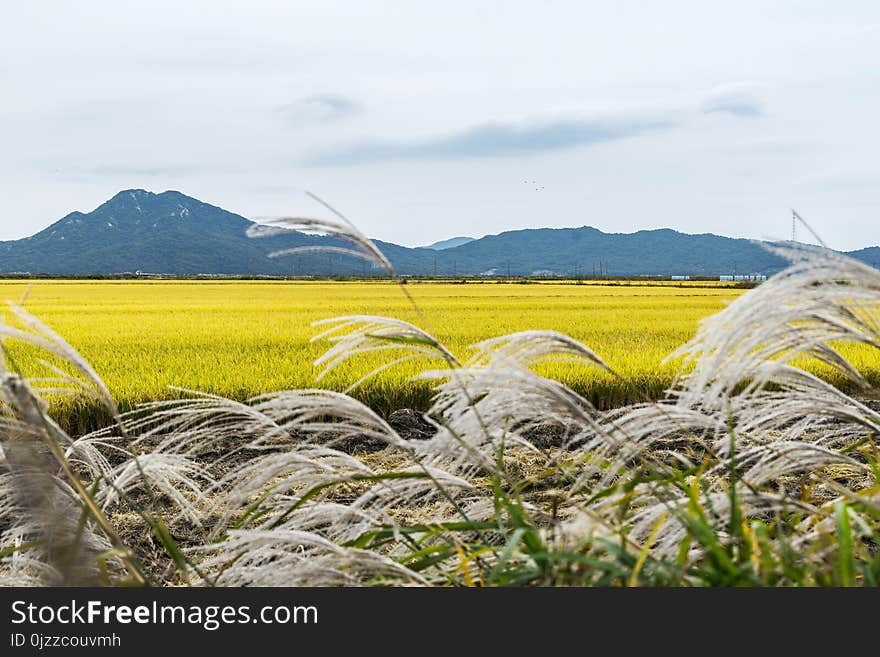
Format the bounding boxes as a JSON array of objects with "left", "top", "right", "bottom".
[{"left": 2, "top": 1, "right": 879, "bottom": 249}]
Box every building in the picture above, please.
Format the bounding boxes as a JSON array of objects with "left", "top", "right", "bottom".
[{"left": 720, "top": 274, "right": 767, "bottom": 282}]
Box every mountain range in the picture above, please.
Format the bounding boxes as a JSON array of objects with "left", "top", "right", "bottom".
[
  {"left": 424, "top": 236, "right": 476, "bottom": 250},
  {"left": 1, "top": 189, "right": 876, "bottom": 276}
]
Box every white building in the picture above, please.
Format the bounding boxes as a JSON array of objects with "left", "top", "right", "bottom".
[{"left": 720, "top": 274, "right": 767, "bottom": 282}]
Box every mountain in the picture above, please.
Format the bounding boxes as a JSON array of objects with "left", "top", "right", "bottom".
[
  {"left": 423, "top": 236, "right": 475, "bottom": 250},
  {"left": 846, "top": 246, "right": 880, "bottom": 269},
  {"left": 438, "top": 226, "right": 792, "bottom": 277},
  {"left": 0, "top": 190, "right": 381, "bottom": 276},
  {"left": 1, "top": 189, "right": 876, "bottom": 276}
]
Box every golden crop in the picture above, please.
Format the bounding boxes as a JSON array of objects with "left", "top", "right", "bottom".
[{"left": 0, "top": 279, "right": 873, "bottom": 430}]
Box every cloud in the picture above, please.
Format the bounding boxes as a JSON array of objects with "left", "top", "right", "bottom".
[
  {"left": 702, "top": 83, "right": 765, "bottom": 118},
  {"left": 308, "top": 111, "right": 677, "bottom": 165},
  {"left": 278, "top": 94, "right": 361, "bottom": 123}
]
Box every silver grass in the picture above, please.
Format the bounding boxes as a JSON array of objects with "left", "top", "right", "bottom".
[
  {"left": 719, "top": 365, "right": 880, "bottom": 449},
  {"left": 0, "top": 468, "right": 117, "bottom": 585},
  {"left": 0, "top": 387, "right": 119, "bottom": 481},
  {"left": 599, "top": 487, "right": 820, "bottom": 559},
  {"left": 120, "top": 388, "right": 408, "bottom": 474},
  {"left": 251, "top": 503, "right": 386, "bottom": 546},
  {"left": 64, "top": 434, "right": 129, "bottom": 481},
  {"left": 469, "top": 329, "right": 615, "bottom": 374},
  {"left": 197, "top": 529, "right": 425, "bottom": 586},
  {"left": 347, "top": 465, "right": 473, "bottom": 515},
  {"left": 212, "top": 446, "right": 379, "bottom": 535},
  {"left": 247, "top": 389, "right": 408, "bottom": 449},
  {"left": 0, "top": 303, "right": 122, "bottom": 423},
  {"left": 312, "top": 315, "right": 460, "bottom": 388},
  {"left": 96, "top": 453, "right": 214, "bottom": 525},
  {"left": 672, "top": 244, "right": 880, "bottom": 411},
  {"left": 211, "top": 446, "right": 471, "bottom": 544},
  {"left": 0, "top": 376, "right": 109, "bottom": 584},
  {"left": 124, "top": 390, "right": 293, "bottom": 457},
  {"left": 0, "top": 550, "right": 61, "bottom": 587},
  {"left": 246, "top": 192, "right": 395, "bottom": 276},
  {"left": 417, "top": 361, "right": 600, "bottom": 478},
  {"left": 730, "top": 441, "right": 865, "bottom": 487},
  {"left": 217, "top": 446, "right": 376, "bottom": 506},
  {"left": 572, "top": 402, "right": 724, "bottom": 488}
]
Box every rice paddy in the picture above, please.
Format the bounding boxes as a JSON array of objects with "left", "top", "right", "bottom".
[{"left": 0, "top": 278, "right": 876, "bottom": 432}]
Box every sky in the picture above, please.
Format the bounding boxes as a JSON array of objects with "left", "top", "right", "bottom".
[{"left": 1, "top": 1, "right": 879, "bottom": 250}]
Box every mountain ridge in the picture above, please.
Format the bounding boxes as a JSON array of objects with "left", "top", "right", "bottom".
[
  {"left": 423, "top": 236, "right": 476, "bottom": 250},
  {"left": 2, "top": 189, "right": 877, "bottom": 276}
]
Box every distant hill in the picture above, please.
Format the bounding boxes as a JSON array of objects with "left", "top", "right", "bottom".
[
  {"left": 442, "top": 226, "right": 792, "bottom": 277},
  {"left": 1, "top": 189, "right": 876, "bottom": 276},
  {"left": 423, "top": 236, "right": 475, "bottom": 250},
  {"left": 846, "top": 246, "right": 880, "bottom": 269},
  {"left": 0, "top": 190, "right": 382, "bottom": 276}
]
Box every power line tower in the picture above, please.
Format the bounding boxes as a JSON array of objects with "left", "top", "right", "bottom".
[
  {"left": 792, "top": 210, "right": 797, "bottom": 242},
  {"left": 791, "top": 209, "right": 828, "bottom": 248}
]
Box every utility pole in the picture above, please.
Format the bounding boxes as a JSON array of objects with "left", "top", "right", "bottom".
[
  {"left": 433, "top": 255, "right": 437, "bottom": 277},
  {"left": 328, "top": 255, "right": 333, "bottom": 277},
  {"left": 507, "top": 259, "right": 510, "bottom": 279},
  {"left": 453, "top": 260, "right": 457, "bottom": 277}
]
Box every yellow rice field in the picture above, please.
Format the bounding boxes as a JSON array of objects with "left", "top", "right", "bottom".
[{"left": 0, "top": 279, "right": 875, "bottom": 430}]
